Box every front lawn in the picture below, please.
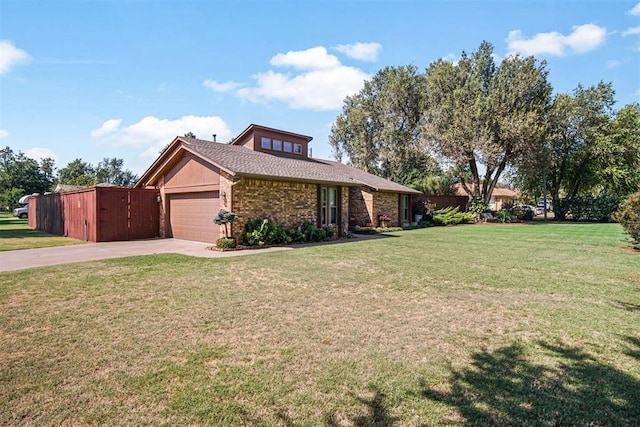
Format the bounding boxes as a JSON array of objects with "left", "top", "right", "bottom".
[
  {"left": 0, "top": 218, "right": 85, "bottom": 251},
  {"left": 1, "top": 223, "right": 638, "bottom": 425}
]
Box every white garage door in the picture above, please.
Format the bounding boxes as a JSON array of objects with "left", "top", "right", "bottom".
[{"left": 169, "top": 192, "right": 219, "bottom": 242}]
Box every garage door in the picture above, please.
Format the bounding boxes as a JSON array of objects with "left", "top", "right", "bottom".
[{"left": 169, "top": 192, "right": 219, "bottom": 242}]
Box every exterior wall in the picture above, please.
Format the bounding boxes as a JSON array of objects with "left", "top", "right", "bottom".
[
  {"left": 231, "top": 178, "right": 317, "bottom": 241},
  {"left": 158, "top": 175, "right": 166, "bottom": 237},
  {"left": 340, "top": 186, "right": 349, "bottom": 233},
  {"left": 231, "top": 127, "right": 310, "bottom": 159},
  {"left": 374, "top": 192, "right": 400, "bottom": 227},
  {"left": 349, "top": 187, "right": 375, "bottom": 226}
]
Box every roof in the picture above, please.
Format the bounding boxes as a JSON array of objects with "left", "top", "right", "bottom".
[{"left": 136, "top": 136, "right": 419, "bottom": 194}]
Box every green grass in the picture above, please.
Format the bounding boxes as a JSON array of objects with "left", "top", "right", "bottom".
[
  {"left": 0, "top": 218, "right": 85, "bottom": 251},
  {"left": 1, "top": 223, "right": 638, "bottom": 425}
]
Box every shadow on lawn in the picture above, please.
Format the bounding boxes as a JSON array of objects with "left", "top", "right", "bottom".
[{"left": 422, "top": 340, "right": 640, "bottom": 426}]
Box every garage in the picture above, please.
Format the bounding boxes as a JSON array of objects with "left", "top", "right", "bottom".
[{"left": 168, "top": 191, "right": 219, "bottom": 242}]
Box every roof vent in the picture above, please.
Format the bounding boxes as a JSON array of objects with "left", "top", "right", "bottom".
[{"left": 212, "top": 134, "right": 217, "bottom": 142}]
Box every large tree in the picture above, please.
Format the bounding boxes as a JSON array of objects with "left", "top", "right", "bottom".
[
  {"left": 330, "top": 65, "right": 437, "bottom": 182},
  {"left": 57, "top": 159, "right": 96, "bottom": 186},
  {"left": 422, "top": 41, "right": 552, "bottom": 203},
  {"left": 95, "top": 157, "right": 138, "bottom": 186},
  {"left": 0, "top": 147, "right": 54, "bottom": 207},
  {"left": 543, "top": 82, "right": 616, "bottom": 217}
]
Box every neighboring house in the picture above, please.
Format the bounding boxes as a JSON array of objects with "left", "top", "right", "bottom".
[
  {"left": 454, "top": 183, "right": 519, "bottom": 211},
  {"left": 135, "top": 124, "right": 420, "bottom": 243}
]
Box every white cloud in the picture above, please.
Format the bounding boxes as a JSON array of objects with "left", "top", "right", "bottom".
[
  {"left": 334, "top": 42, "right": 382, "bottom": 62},
  {"left": 606, "top": 59, "right": 622, "bottom": 69},
  {"left": 203, "top": 79, "right": 242, "bottom": 92},
  {"left": 25, "top": 147, "right": 58, "bottom": 162},
  {"left": 506, "top": 24, "right": 606, "bottom": 56},
  {"left": 206, "top": 46, "right": 370, "bottom": 111},
  {"left": 92, "top": 115, "right": 232, "bottom": 159},
  {"left": 0, "top": 40, "right": 31, "bottom": 74},
  {"left": 622, "top": 26, "right": 640, "bottom": 36},
  {"left": 270, "top": 46, "right": 341, "bottom": 70},
  {"left": 0, "top": 129, "right": 8, "bottom": 139},
  {"left": 628, "top": 2, "right": 640, "bottom": 16},
  {"left": 91, "top": 119, "right": 122, "bottom": 137}
]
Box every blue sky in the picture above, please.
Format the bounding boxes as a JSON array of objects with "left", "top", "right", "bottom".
[{"left": 1, "top": 0, "right": 639, "bottom": 176}]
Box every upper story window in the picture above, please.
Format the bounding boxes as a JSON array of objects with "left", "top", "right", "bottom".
[
  {"left": 294, "top": 143, "right": 303, "bottom": 155},
  {"left": 284, "top": 141, "right": 293, "bottom": 152},
  {"left": 272, "top": 139, "right": 282, "bottom": 151},
  {"left": 260, "top": 136, "right": 304, "bottom": 156},
  {"left": 261, "top": 137, "right": 271, "bottom": 149}
]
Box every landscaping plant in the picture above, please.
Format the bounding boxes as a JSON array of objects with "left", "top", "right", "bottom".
[
  {"left": 213, "top": 209, "right": 238, "bottom": 238},
  {"left": 613, "top": 191, "right": 640, "bottom": 248}
]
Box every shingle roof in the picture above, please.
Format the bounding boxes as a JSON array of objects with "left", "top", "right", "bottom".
[{"left": 183, "top": 137, "right": 419, "bottom": 194}]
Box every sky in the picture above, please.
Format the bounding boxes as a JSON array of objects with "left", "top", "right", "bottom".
[{"left": 1, "top": 0, "right": 639, "bottom": 176}]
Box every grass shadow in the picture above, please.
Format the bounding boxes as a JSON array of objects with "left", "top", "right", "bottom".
[
  {"left": 422, "top": 340, "right": 640, "bottom": 425},
  {"left": 613, "top": 300, "right": 640, "bottom": 312},
  {"left": 324, "top": 387, "right": 398, "bottom": 427},
  {"left": 0, "top": 228, "right": 53, "bottom": 239}
]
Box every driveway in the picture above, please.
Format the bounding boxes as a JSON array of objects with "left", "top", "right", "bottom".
[{"left": 0, "top": 238, "right": 292, "bottom": 272}]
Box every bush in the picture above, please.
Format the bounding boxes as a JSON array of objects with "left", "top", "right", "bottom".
[
  {"left": 509, "top": 205, "right": 534, "bottom": 221},
  {"left": 432, "top": 207, "right": 475, "bottom": 225},
  {"left": 496, "top": 210, "right": 512, "bottom": 223},
  {"left": 559, "top": 195, "right": 621, "bottom": 222},
  {"left": 242, "top": 218, "right": 289, "bottom": 246},
  {"left": 613, "top": 192, "right": 640, "bottom": 248},
  {"left": 215, "top": 237, "right": 236, "bottom": 249}
]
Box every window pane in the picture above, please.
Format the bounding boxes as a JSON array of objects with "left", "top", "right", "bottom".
[
  {"left": 329, "top": 188, "right": 337, "bottom": 206},
  {"left": 294, "top": 143, "right": 302, "bottom": 154},
  {"left": 273, "top": 139, "right": 282, "bottom": 150},
  {"left": 284, "top": 141, "right": 292, "bottom": 152},
  {"left": 261, "top": 137, "right": 271, "bottom": 149},
  {"left": 330, "top": 206, "right": 337, "bottom": 224}
]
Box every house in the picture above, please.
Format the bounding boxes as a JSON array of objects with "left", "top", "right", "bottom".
[
  {"left": 454, "top": 183, "right": 519, "bottom": 211},
  {"left": 134, "top": 124, "right": 420, "bottom": 243}
]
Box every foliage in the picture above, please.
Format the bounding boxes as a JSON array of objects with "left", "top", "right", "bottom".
[
  {"left": 432, "top": 207, "right": 475, "bottom": 225},
  {"left": 215, "top": 237, "right": 236, "bottom": 249},
  {"left": 495, "top": 210, "right": 512, "bottom": 223},
  {"left": 410, "top": 172, "right": 457, "bottom": 195},
  {"left": 423, "top": 41, "right": 551, "bottom": 204},
  {"left": 330, "top": 65, "right": 438, "bottom": 182},
  {"left": 509, "top": 204, "right": 535, "bottom": 221},
  {"left": 0, "top": 147, "right": 54, "bottom": 208},
  {"left": 213, "top": 209, "right": 238, "bottom": 238},
  {"left": 95, "top": 158, "right": 138, "bottom": 186},
  {"left": 57, "top": 159, "right": 96, "bottom": 186},
  {"left": 557, "top": 194, "right": 621, "bottom": 222},
  {"left": 469, "top": 198, "right": 489, "bottom": 217},
  {"left": 613, "top": 191, "right": 640, "bottom": 248},
  {"left": 377, "top": 214, "right": 391, "bottom": 222},
  {"left": 242, "top": 218, "right": 289, "bottom": 246}
]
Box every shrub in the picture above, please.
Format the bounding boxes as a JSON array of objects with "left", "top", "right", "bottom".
[
  {"left": 242, "top": 218, "right": 289, "bottom": 246},
  {"left": 510, "top": 205, "right": 534, "bottom": 221},
  {"left": 213, "top": 209, "right": 237, "bottom": 238},
  {"left": 496, "top": 210, "right": 512, "bottom": 223},
  {"left": 432, "top": 207, "right": 475, "bottom": 225},
  {"left": 559, "top": 195, "right": 621, "bottom": 222},
  {"left": 613, "top": 191, "right": 640, "bottom": 248},
  {"left": 215, "top": 237, "right": 236, "bottom": 249}
]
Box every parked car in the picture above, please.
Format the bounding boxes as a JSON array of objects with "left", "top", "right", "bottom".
[{"left": 13, "top": 205, "right": 28, "bottom": 219}]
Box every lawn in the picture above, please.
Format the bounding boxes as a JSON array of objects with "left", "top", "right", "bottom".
[
  {"left": 0, "top": 214, "right": 85, "bottom": 251},
  {"left": 1, "top": 223, "right": 638, "bottom": 425}
]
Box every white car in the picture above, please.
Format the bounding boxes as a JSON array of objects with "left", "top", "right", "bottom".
[{"left": 13, "top": 205, "right": 28, "bottom": 219}]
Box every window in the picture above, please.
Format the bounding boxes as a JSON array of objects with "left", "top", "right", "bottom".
[
  {"left": 272, "top": 139, "right": 282, "bottom": 151},
  {"left": 321, "top": 186, "right": 338, "bottom": 226},
  {"left": 293, "top": 143, "right": 303, "bottom": 155},
  {"left": 401, "top": 195, "right": 409, "bottom": 222},
  {"left": 284, "top": 141, "right": 293, "bottom": 152},
  {"left": 261, "top": 137, "right": 271, "bottom": 149}
]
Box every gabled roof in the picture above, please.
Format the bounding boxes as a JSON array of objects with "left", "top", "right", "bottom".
[
  {"left": 454, "top": 183, "right": 519, "bottom": 198},
  {"left": 135, "top": 136, "right": 419, "bottom": 194}
]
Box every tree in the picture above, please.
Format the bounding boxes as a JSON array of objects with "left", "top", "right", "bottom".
[
  {"left": 0, "top": 147, "right": 54, "bottom": 207},
  {"left": 422, "top": 41, "right": 551, "bottom": 204},
  {"left": 184, "top": 131, "right": 196, "bottom": 139},
  {"left": 214, "top": 209, "right": 237, "bottom": 238},
  {"left": 57, "top": 159, "right": 96, "bottom": 186},
  {"left": 594, "top": 103, "right": 640, "bottom": 197},
  {"left": 330, "top": 65, "right": 436, "bottom": 182},
  {"left": 95, "top": 157, "right": 138, "bottom": 186},
  {"left": 542, "top": 82, "right": 615, "bottom": 218}
]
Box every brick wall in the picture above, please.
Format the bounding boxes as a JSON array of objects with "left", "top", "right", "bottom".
[
  {"left": 231, "top": 178, "right": 317, "bottom": 240},
  {"left": 349, "top": 187, "right": 374, "bottom": 226},
  {"left": 158, "top": 175, "right": 166, "bottom": 237},
  {"left": 374, "top": 192, "right": 400, "bottom": 227}
]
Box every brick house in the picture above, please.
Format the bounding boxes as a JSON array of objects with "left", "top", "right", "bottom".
[{"left": 134, "top": 124, "right": 420, "bottom": 243}]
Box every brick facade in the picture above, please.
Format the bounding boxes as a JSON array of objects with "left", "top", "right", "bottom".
[
  {"left": 375, "top": 191, "right": 400, "bottom": 227},
  {"left": 231, "top": 178, "right": 317, "bottom": 240},
  {"left": 349, "top": 187, "right": 375, "bottom": 226}
]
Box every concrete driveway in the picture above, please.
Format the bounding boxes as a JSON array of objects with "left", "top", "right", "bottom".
[{"left": 0, "top": 238, "right": 292, "bottom": 272}]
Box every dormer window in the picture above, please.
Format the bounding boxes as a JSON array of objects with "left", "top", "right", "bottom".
[
  {"left": 273, "top": 139, "right": 282, "bottom": 151},
  {"left": 284, "top": 141, "right": 293, "bottom": 152},
  {"left": 261, "top": 137, "right": 271, "bottom": 149},
  {"left": 294, "top": 143, "right": 302, "bottom": 155}
]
